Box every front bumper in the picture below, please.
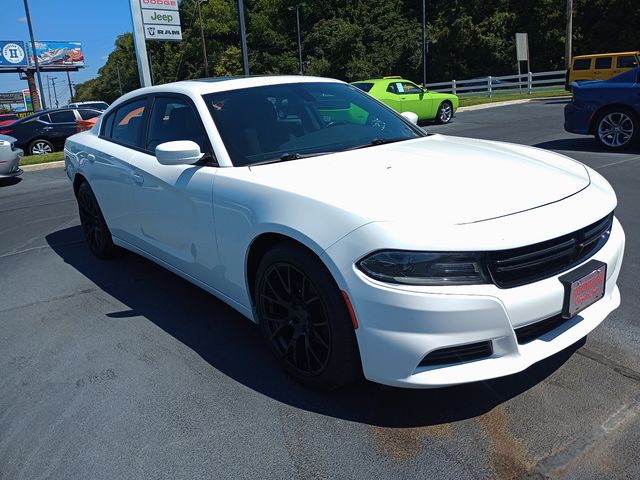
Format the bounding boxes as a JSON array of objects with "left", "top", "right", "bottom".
[
  {"left": 329, "top": 217, "right": 625, "bottom": 388},
  {"left": 0, "top": 148, "right": 23, "bottom": 178}
]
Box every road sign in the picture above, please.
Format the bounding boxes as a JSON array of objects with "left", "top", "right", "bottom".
[
  {"left": 0, "top": 41, "right": 28, "bottom": 68},
  {"left": 140, "top": 0, "right": 182, "bottom": 41},
  {"left": 0, "top": 92, "right": 24, "bottom": 103},
  {"left": 515, "top": 33, "right": 529, "bottom": 62}
]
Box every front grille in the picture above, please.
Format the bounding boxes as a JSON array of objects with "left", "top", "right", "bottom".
[
  {"left": 419, "top": 341, "right": 493, "bottom": 367},
  {"left": 487, "top": 213, "right": 613, "bottom": 288},
  {"left": 514, "top": 314, "right": 569, "bottom": 344}
]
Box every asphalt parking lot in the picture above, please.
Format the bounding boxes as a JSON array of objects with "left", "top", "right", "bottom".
[{"left": 1, "top": 99, "right": 639, "bottom": 480}]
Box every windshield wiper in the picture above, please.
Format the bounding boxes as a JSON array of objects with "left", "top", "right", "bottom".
[
  {"left": 251, "top": 151, "right": 335, "bottom": 166},
  {"left": 345, "top": 137, "right": 411, "bottom": 151}
]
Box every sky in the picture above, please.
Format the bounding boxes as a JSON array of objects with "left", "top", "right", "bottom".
[{"left": 0, "top": 0, "right": 136, "bottom": 106}]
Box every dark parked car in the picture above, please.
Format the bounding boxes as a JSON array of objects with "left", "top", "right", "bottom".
[
  {"left": 564, "top": 67, "right": 640, "bottom": 150},
  {"left": 0, "top": 107, "right": 102, "bottom": 155}
]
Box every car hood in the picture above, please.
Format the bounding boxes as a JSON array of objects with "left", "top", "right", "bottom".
[
  {"left": 248, "top": 135, "right": 591, "bottom": 225},
  {"left": 0, "top": 134, "right": 17, "bottom": 143}
]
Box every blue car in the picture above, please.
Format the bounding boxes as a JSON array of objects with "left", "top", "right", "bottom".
[{"left": 564, "top": 67, "right": 640, "bottom": 150}]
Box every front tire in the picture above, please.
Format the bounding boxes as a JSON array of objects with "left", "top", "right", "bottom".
[
  {"left": 594, "top": 109, "right": 638, "bottom": 150},
  {"left": 255, "top": 243, "right": 362, "bottom": 390},
  {"left": 29, "top": 139, "right": 54, "bottom": 155},
  {"left": 435, "top": 101, "right": 453, "bottom": 124},
  {"left": 77, "top": 181, "right": 116, "bottom": 259}
]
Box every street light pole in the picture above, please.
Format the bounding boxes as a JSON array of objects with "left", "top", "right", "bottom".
[
  {"left": 23, "top": 0, "right": 46, "bottom": 110},
  {"left": 197, "top": 0, "right": 209, "bottom": 77},
  {"left": 422, "top": 0, "right": 426, "bottom": 86},
  {"left": 237, "top": 0, "right": 250, "bottom": 75},
  {"left": 295, "top": 5, "right": 303, "bottom": 75},
  {"left": 288, "top": 3, "right": 305, "bottom": 75},
  {"left": 565, "top": 0, "right": 573, "bottom": 71}
]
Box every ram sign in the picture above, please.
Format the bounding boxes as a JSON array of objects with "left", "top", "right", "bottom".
[
  {"left": 0, "top": 41, "right": 28, "bottom": 68},
  {"left": 140, "top": 0, "right": 182, "bottom": 41}
]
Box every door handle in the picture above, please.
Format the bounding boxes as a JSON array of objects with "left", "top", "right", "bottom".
[
  {"left": 43, "top": 126, "right": 53, "bottom": 131},
  {"left": 132, "top": 173, "right": 144, "bottom": 185}
]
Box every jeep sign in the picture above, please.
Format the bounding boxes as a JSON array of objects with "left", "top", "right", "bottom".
[
  {"left": 139, "top": 0, "right": 182, "bottom": 41},
  {"left": 142, "top": 9, "right": 180, "bottom": 25}
]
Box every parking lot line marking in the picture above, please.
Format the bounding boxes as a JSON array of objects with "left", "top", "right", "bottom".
[{"left": 594, "top": 155, "right": 640, "bottom": 170}]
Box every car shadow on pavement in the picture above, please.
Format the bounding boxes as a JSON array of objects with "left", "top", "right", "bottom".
[
  {"left": 0, "top": 177, "right": 22, "bottom": 187},
  {"left": 47, "top": 226, "right": 584, "bottom": 428},
  {"left": 535, "top": 138, "right": 640, "bottom": 154}
]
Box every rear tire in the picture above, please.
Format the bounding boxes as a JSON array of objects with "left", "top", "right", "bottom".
[
  {"left": 255, "top": 243, "right": 362, "bottom": 390},
  {"left": 29, "top": 139, "right": 54, "bottom": 155},
  {"left": 594, "top": 109, "right": 638, "bottom": 150},
  {"left": 435, "top": 101, "right": 453, "bottom": 124},
  {"left": 77, "top": 181, "right": 116, "bottom": 259}
]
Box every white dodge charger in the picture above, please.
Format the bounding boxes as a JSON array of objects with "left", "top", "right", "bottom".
[{"left": 64, "top": 76, "right": 625, "bottom": 389}]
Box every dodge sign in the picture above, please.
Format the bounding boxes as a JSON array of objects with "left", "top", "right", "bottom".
[{"left": 140, "top": 0, "right": 182, "bottom": 41}]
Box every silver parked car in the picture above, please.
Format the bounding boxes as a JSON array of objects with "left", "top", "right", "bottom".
[{"left": 0, "top": 134, "right": 23, "bottom": 178}]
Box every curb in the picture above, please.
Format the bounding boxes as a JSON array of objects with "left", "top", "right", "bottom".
[
  {"left": 21, "top": 160, "right": 65, "bottom": 172},
  {"left": 457, "top": 96, "right": 571, "bottom": 113}
]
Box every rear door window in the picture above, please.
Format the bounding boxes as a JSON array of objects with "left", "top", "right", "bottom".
[
  {"left": 594, "top": 57, "right": 612, "bottom": 69},
  {"left": 48, "top": 110, "right": 76, "bottom": 123},
  {"left": 573, "top": 58, "right": 592, "bottom": 70},
  {"left": 110, "top": 98, "right": 148, "bottom": 148}
]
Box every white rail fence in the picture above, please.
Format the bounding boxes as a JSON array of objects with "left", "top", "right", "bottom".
[{"left": 424, "top": 70, "right": 568, "bottom": 97}]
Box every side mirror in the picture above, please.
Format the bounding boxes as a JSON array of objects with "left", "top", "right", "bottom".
[
  {"left": 156, "top": 140, "right": 203, "bottom": 165},
  {"left": 400, "top": 111, "right": 419, "bottom": 125}
]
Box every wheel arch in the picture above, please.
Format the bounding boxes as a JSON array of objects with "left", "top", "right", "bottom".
[
  {"left": 245, "top": 232, "right": 341, "bottom": 312},
  {"left": 72, "top": 172, "right": 88, "bottom": 198},
  {"left": 589, "top": 104, "right": 639, "bottom": 134}
]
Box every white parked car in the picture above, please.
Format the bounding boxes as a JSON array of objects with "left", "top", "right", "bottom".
[
  {"left": 0, "top": 134, "right": 23, "bottom": 178},
  {"left": 64, "top": 76, "right": 625, "bottom": 389}
]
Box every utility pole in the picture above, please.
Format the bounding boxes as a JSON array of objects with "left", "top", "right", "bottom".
[
  {"left": 197, "top": 0, "right": 209, "bottom": 77},
  {"left": 565, "top": 0, "right": 573, "bottom": 71},
  {"left": 66, "top": 70, "right": 73, "bottom": 102},
  {"left": 422, "top": 0, "right": 426, "bottom": 86},
  {"left": 23, "top": 0, "right": 46, "bottom": 110},
  {"left": 51, "top": 77, "right": 59, "bottom": 108},
  {"left": 237, "top": 0, "right": 249, "bottom": 75},
  {"left": 46, "top": 74, "right": 52, "bottom": 107}
]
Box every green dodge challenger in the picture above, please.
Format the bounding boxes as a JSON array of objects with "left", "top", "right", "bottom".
[{"left": 352, "top": 77, "right": 459, "bottom": 124}]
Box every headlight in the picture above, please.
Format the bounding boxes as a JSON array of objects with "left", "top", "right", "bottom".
[{"left": 357, "top": 250, "right": 490, "bottom": 286}]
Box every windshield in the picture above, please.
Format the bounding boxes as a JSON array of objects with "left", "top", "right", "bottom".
[{"left": 203, "top": 81, "right": 425, "bottom": 166}]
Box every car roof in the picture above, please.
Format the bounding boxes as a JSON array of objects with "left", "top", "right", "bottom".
[
  {"left": 109, "top": 75, "right": 345, "bottom": 110},
  {"left": 574, "top": 51, "right": 640, "bottom": 59},
  {"left": 353, "top": 78, "right": 412, "bottom": 84}
]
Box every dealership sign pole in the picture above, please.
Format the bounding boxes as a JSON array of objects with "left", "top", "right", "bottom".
[{"left": 129, "top": 0, "right": 152, "bottom": 87}]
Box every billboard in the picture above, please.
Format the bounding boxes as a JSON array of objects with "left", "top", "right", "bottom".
[
  {"left": 28, "top": 41, "right": 85, "bottom": 68},
  {"left": 0, "top": 41, "right": 28, "bottom": 68}
]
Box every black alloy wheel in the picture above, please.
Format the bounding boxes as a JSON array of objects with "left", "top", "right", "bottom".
[
  {"left": 435, "top": 101, "right": 453, "bottom": 124},
  {"left": 77, "top": 181, "right": 116, "bottom": 259},
  {"left": 255, "top": 243, "right": 362, "bottom": 390}
]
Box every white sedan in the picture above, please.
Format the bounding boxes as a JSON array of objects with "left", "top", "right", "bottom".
[
  {"left": 0, "top": 134, "right": 23, "bottom": 178},
  {"left": 64, "top": 76, "right": 625, "bottom": 389}
]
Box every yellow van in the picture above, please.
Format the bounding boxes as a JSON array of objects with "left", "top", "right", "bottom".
[{"left": 567, "top": 51, "right": 640, "bottom": 87}]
